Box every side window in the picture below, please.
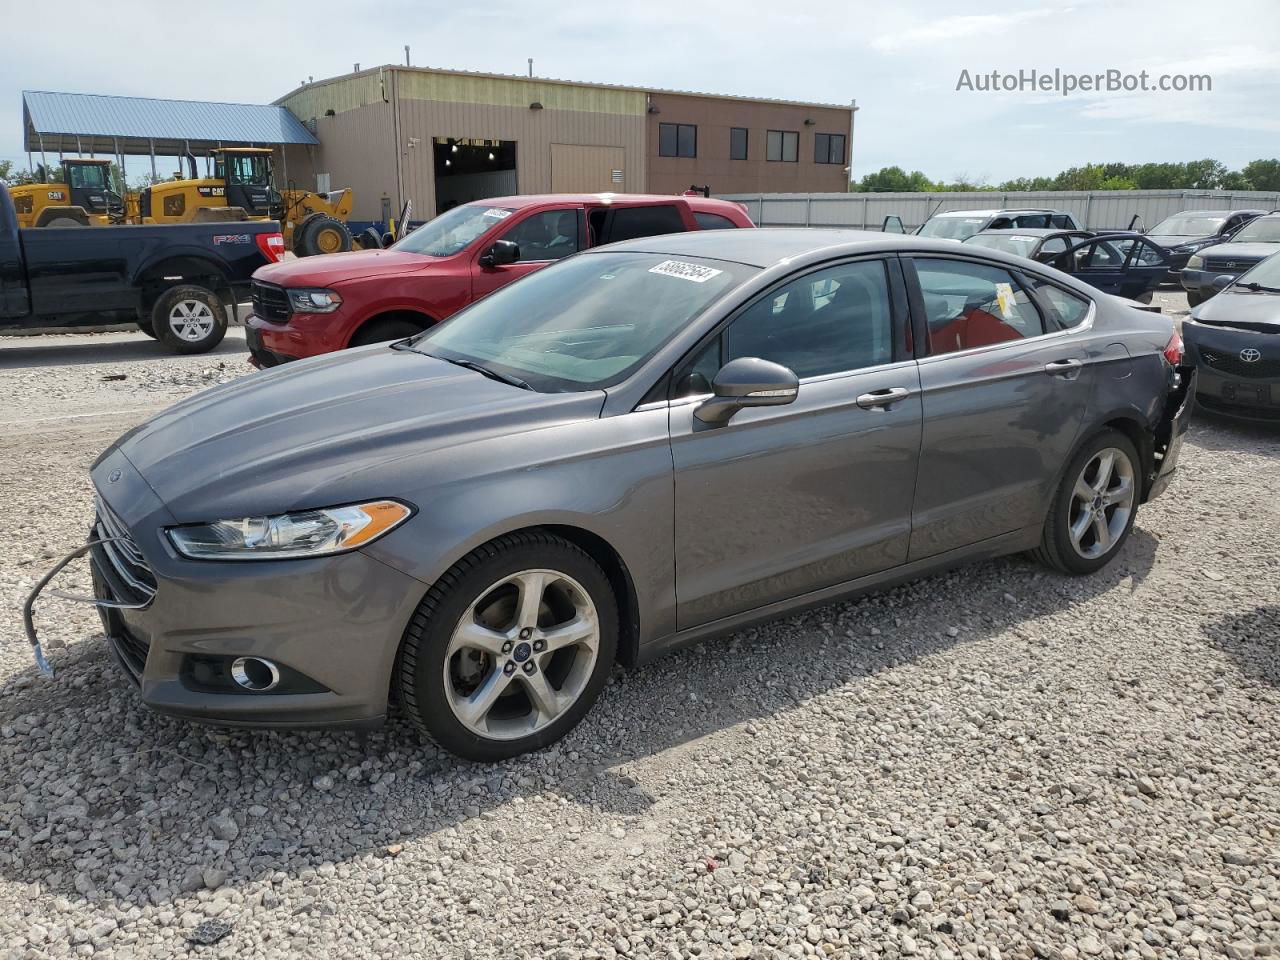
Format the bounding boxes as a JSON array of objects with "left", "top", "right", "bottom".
[
  {"left": 694, "top": 211, "right": 738, "bottom": 230},
  {"left": 1025, "top": 278, "right": 1092, "bottom": 331},
  {"left": 1049, "top": 214, "right": 1073, "bottom": 228},
  {"left": 1078, "top": 239, "right": 1132, "bottom": 269},
  {"left": 501, "top": 210, "right": 581, "bottom": 261},
  {"left": 658, "top": 123, "right": 697, "bottom": 158},
  {"left": 1037, "top": 236, "right": 1069, "bottom": 258},
  {"left": 729, "top": 128, "right": 748, "bottom": 161},
  {"left": 1133, "top": 240, "right": 1165, "bottom": 266},
  {"left": 603, "top": 205, "right": 686, "bottom": 243},
  {"left": 914, "top": 258, "right": 1045, "bottom": 355},
  {"left": 726, "top": 260, "right": 894, "bottom": 378},
  {"left": 766, "top": 130, "right": 799, "bottom": 163},
  {"left": 1013, "top": 214, "right": 1050, "bottom": 228}
]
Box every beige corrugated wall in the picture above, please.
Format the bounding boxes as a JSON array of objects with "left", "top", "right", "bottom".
[
  {"left": 550, "top": 145, "right": 627, "bottom": 193},
  {"left": 277, "top": 69, "right": 647, "bottom": 222}
]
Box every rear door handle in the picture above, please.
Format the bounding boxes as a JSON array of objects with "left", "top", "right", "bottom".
[
  {"left": 1044, "top": 358, "right": 1084, "bottom": 380},
  {"left": 856, "top": 386, "right": 912, "bottom": 409}
]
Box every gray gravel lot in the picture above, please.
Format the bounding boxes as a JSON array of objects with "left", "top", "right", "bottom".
[{"left": 1, "top": 323, "right": 1277, "bottom": 960}]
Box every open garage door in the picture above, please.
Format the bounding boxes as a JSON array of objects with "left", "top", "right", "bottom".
[
  {"left": 551, "top": 144, "right": 625, "bottom": 193},
  {"left": 434, "top": 138, "right": 517, "bottom": 214}
]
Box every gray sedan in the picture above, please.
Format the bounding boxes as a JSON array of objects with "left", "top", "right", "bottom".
[{"left": 32, "top": 230, "right": 1194, "bottom": 761}]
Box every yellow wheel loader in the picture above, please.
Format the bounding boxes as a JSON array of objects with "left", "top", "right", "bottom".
[
  {"left": 8, "top": 158, "right": 126, "bottom": 228},
  {"left": 138, "top": 148, "right": 355, "bottom": 256}
]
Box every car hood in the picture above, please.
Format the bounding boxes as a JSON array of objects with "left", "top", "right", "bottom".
[
  {"left": 1190, "top": 290, "right": 1280, "bottom": 332},
  {"left": 253, "top": 250, "right": 440, "bottom": 287},
  {"left": 1196, "top": 242, "right": 1280, "bottom": 261},
  {"left": 102, "top": 346, "right": 605, "bottom": 523}
]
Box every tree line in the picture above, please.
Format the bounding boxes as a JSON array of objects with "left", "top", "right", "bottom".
[{"left": 852, "top": 159, "right": 1280, "bottom": 193}]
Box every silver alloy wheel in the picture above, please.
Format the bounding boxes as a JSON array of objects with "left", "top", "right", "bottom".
[
  {"left": 1068, "top": 446, "right": 1135, "bottom": 560},
  {"left": 443, "top": 568, "right": 600, "bottom": 741},
  {"left": 168, "top": 300, "right": 216, "bottom": 342}
]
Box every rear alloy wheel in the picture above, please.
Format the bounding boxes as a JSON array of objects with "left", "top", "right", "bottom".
[
  {"left": 1034, "top": 429, "right": 1140, "bottom": 575},
  {"left": 153, "top": 284, "right": 228, "bottom": 354},
  {"left": 398, "top": 531, "right": 617, "bottom": 761}
]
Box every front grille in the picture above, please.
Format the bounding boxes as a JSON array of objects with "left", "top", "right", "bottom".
[
  {"left": 92, "top": 498, "right": 157, "bottom": 607},
  {"left": 251, "top": 280, "right": 291, "bottom": 323},
  {"left": 1203, "top": 256, "right": 1263, "bottom": 272},
  {"left": 1200, "top": 349, "right": 1280, "bottom": 379}
]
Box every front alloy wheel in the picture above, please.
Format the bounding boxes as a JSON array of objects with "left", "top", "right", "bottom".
[{"left": 398, "top": 531, "right": 618, "bottom": 761}]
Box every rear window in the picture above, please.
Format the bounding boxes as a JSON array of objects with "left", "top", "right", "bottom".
[
  {"left": 918, "top": 217, "right": 988, "bottom": 241},
  {"left": 694, "top": 211, "right": 738, "bottom": 230},
  {"left": 604, "top": 205, "right": 687, "bottom": 243}
]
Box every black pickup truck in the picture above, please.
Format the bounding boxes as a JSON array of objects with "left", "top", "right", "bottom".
[{"left": 1, "top": 184, "right": 284, "bottom": 353}]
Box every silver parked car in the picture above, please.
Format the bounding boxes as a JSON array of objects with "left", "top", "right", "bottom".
[{"left": 29, "top": 230, "right": 1194, "bottom": 761}]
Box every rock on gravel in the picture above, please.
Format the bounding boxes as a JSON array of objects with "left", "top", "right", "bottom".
[{"left": 1, "top": 331, "right": 1278, "bottom": 959}]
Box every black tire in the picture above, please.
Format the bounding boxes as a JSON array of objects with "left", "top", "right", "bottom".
[
  {"left": 1033, "top": 428, "right": 1141, "bottom": 575},
  {"left": 136, "top": 316, "right": 158, "bottom": 339},
  {"left": 152, "top": 284, "right": 228, "bottom": 355},
  {"left": 1186, "top": 289, "right": 1203, "bottom": 308},
  {"left": 295, "top": 215, "right": 353, "bottom": 257},
  {"left": 350, "top": 317, "right": 425, "bottom": 347},
  {"left": 397, "top": 530, "right": 619, "bottom": 762}
]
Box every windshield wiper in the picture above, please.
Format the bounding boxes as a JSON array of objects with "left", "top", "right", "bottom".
[
  {"left": 440, "top": 356, "right": 533, "bottom": 391},
  {"left": 1236, "top": 281, "right": 1280, "bottom": 293}
]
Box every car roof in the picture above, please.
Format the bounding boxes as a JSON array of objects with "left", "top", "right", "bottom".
[
  {"left": 464, "top": 193, "right": 745, "bottom": 213},
  {"left": 593, "top": 227, "right": 1008, "bottom": 268},
  {"left": 1168, "top": 208, "right": 1267, "bottom": 217},
  {"left": 933, "top": 207, "right": 1064, "bottom": 218}
]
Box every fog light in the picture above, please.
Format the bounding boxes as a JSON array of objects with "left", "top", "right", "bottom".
[{"left": 230, "top": 656, "right": 281, "bottom": 692}]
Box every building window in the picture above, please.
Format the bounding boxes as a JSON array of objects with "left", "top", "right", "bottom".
[
  {"left": 659, "top": 123, "right": 697, "bottom": 158},
  {"left": 815, "top": 133, "right": 846, "bottom": 165},
  {"left": 766, "top": 130, "right": 798, "bottom": 163},
  {"left": 730, "top": 127, "right": 748, "bottom": 160}
]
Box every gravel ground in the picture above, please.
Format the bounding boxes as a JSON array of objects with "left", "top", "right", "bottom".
[{"left": 0, "top": 324, "right": 1276, "bottom": 960}]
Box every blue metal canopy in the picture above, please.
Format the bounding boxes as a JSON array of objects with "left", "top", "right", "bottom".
[{"left": 22, "top": 90, "right": 318, "bottom": 155}]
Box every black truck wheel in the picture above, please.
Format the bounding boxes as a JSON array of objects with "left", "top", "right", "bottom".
[{"left": 153, "top": 285, "right": 228, "bottom": 354}]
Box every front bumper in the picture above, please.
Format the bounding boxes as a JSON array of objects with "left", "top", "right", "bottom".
[
  {"left": 1183, "top": 322, "right": 1280, "bottom": 422},
  {"left": 246, "top": 310, "right": 353, "bottom": 367},
  {"left": 71, "top": 451, "right": 428, "bottom": 729}
]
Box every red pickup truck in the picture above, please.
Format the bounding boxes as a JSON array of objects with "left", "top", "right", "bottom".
[{"left": 245, "top": 193, "right": 754, "bottom": 365}]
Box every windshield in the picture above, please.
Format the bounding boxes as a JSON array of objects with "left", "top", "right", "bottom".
[
  {"left": 67, "top": 164, "right": 107, "bottom": 189},
  {"left": 1149, "top": 215, "right": 1225, "bottom": 236},
  {"left": 410, "top": 251, "right": 756, "bottom": 392},
  {"left": 393, "top": 204, "right": 514, "bottom": 257},
  {"left": 217, "top": 154, "right": 272, "bottom": 186},
  {"left": 918, "top": 216, "right": 988, "bottom": 241},
  {"left": 1234, "top": 252, "right": 1280, "bottom": 288},
  {"left": 964, "top": 234, "right": 1037, "bottom": 258},
  {"left": 1230, "top": 218, "right": 1280, "bottom": 243}
]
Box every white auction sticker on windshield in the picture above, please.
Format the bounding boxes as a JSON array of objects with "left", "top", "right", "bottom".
[
  {"left": 482, "top": 208, "right": 512, "bottom": 219},
  {"left": 648, "top": 260, "right": 723, "bottom": 283}
]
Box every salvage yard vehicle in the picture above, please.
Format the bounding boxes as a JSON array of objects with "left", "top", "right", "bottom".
[
  {"left": 244, "top": 193, "right": 754, "bottom": 366},
  {"left": 26, "top": 229, "right": 1194, "bottom": 761},
  {"left": 914, "top": 207, "right": 1083, "bottom": 241},
  {"left": 1182, "top": 213, "right": 1280, "bottom": 307},
  {"left": 7, "top": 158, "right": 124, "bottom": 227},
  {"left": 0, "top": 184, "right": 284, "bottom": 353},
  {"left": 138, "top": 148, "right": 355, "bottom": 257},
  {"left": 965, "top": 229, "right": 1170, "bottom": 303},
  {"left": 1145, "top": 208, "right": 1266, "bottom": 282},
  {"left": 1183, "top": 252, "right": 1280, "bottom": 422}
]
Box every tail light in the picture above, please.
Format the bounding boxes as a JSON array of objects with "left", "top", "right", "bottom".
[
  {"left": 1162, "top": 328, "right": 1185, "bottom": 366},
  {"left": 256, "top": 232, "right": 286, "bottom": 263}
]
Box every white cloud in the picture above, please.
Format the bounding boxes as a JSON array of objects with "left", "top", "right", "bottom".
[{"left": 870, "top": 9, "right": 1057, "bottom": 52}]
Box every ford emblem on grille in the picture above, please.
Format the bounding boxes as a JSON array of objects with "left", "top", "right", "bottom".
[{"left": 1240, "top": 347, "right": 1262, "bottom": 362}]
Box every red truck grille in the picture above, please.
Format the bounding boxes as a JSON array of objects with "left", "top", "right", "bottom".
[{"left": 251, "top": 280, "right": 291, "bottom": 323}]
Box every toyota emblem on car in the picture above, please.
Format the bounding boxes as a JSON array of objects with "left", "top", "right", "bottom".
[{"left": 1240, "top": 347, "right": 1262, "bottom": 362}]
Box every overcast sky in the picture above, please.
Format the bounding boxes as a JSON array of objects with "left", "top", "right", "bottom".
[{"left": 3, "top": 0, "right": 1278, "bottom": 184}]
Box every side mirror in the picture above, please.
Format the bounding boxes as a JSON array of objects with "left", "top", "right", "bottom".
[
  {"left": 480, "top": 239, "right": 520, "bottom": 267},
  {"left": 1212, "top": 274, "right": 1234, "bottom": 292},
  {"left": 694, "top": 357, "right": 799, "bottom": 425}
]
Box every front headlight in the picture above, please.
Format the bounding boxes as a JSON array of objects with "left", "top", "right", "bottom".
[
  {"left": 167, "top": 500, "right": 412, "bottom": 560},
  {"left": 287, "top": 288, "right": 344, "bottom": 313},
  {"left": 1187, "top": 254, "right": 1204, "bottom": 269}
]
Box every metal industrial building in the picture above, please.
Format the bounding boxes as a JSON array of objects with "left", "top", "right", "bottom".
[{"left": 275, "top": 66, "right": 856, "bottom": 222}]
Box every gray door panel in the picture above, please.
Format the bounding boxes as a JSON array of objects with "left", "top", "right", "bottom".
[
  {"left": 910, "top": 340, "right": 1087, "bottom": 560},
  {"left": 671, "top": 362, "right": 922, "bottom": 629}
]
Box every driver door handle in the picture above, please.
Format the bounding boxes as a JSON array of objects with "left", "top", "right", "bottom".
[
  {"left": 1045, "top": 358, "right": 1084, "bottom": 380},
  {"left": 856, "top": 387, "right": 912, "bottom": 409}
]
